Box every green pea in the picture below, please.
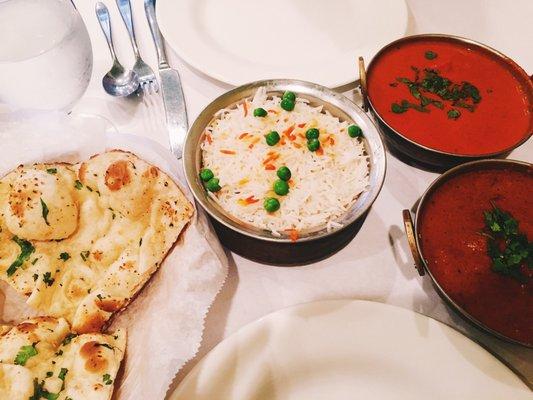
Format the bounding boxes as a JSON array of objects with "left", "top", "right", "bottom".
[
  {"left": 199, "top": 168, "right": 214, "bottom": 182},
  {"left": 282, "top": 91, "right": 296, "bottom": 102},
  {"left": 265, "top": 131, "right": 280, "bottom": 146},
  {"left": 347, "top": 125, "right": 363, "bottom": 138},
  {"left": 264, "top": 197, "right": 280, "bottom": 213},
  {"left": 305, "top": 128, "right": 319, "bottom": 140},
  {"left": 253, "top": 107, "right": 267, "bottom": 117},
  {"left": 276, "top": 166, "right": 291, "bottom": 181},
  {"left": 280, "top": 98, "right": 295, "bottom": 111},
  {"left": 273, "top": 179, "right": 289, "bottom": 196},
  {"left": 307, "top": 138, "right": 320, "bottom": 152},
  {"left": 205, "top": 177, "right": 221, "bottom": 192}
]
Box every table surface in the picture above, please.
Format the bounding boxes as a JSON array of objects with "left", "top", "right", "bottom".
[{"left": 70, "top": 0, "right": 533, "bottom": 395}]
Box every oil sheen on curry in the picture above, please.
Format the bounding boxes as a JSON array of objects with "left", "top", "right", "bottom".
[
  {"left": 367, "top": 38, "right": 531, "bottom": 155},
  {"left": 418, "top": 165, "right": 532, "bottom": 345}
]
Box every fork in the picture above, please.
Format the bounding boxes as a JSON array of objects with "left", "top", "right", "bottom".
[{"left": 116, "top": 0, "right": 159, "bottom": 94}]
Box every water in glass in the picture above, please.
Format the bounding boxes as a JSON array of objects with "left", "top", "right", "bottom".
[{"left": 0, "top": 0, "right": 93, "bottom": 110}]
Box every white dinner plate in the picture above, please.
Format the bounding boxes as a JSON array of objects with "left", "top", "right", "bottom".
[
  {"left": 156, "top": 0, "right": 408, "bottom": 88},
  {"left": 170, "top": 300, "right": 529, "bottom": 400}
]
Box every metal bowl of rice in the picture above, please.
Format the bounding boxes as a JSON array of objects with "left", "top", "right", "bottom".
[{"left": 184, "top": 79, "right": 386, "bottom": 244}]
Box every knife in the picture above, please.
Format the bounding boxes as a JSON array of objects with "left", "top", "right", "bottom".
[{"left": 144, "top": 0, "right": 188, "bottom": 158}]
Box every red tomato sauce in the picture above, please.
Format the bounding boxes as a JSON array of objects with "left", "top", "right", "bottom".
[
  {"left": 367, "top": 39, "right": 531, "bottom": 155},
  {"left": 418, "top": 165, "right": 532, "bottom": 345}
]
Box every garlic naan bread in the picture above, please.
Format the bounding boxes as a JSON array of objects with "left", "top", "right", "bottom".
[
  {"left": 0, "top": 151, "right": 194, "bottom": 333},
  {"left": 0, "top": 317, "right": 125, "bottom": 400}
]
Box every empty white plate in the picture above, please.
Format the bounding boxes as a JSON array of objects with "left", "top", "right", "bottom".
[
  {"left": 170, "top": 300, "right": 529, "bottom": 400},
  {"left": 156, "top": 0, "right": 408, "bottom": 88}
]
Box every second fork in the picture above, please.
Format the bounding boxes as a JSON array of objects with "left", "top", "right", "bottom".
[{"left": 116, "top": 0, "right": 159, "bottom": 94}]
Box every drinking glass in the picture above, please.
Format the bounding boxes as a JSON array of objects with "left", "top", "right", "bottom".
[{"left": 0, "top": 0, "right": 93, "bottom": 111}]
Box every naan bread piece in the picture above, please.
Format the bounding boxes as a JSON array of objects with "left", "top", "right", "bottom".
[
  {"left": 0, "top": 151, "right": 194, "bottom": 333},
  {"left": 0, "top": 316, "right": 70, "bottom": 374},
  {"left": 42, "top": 329, "right": 126, "bottom": 400},
  {"left": 0, "top": 317, "right": 125, "bottom": 400}
]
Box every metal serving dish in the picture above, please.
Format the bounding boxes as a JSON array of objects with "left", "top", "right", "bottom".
[
  {"left": 403, "top": 159, "right": 532, "bottom": 347},
  {"left": 359, "top": 34, "right": 533, "bottom": 170},
  {"left": 184, "top": 79, "right": 386, "bottom": 248}
]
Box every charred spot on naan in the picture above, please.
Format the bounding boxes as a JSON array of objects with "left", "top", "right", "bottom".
[
  {"left": 95, "top": 297, "right": 125, "bottom": 313},
  {"left": 73, "top": 310, "right": 108, "bottom": 334},
  {"left": 80, "top": 341, "right": 109, "bottom": 373},
  {"left": 105, "top": 160, "right": 132, "bottom": 191}
]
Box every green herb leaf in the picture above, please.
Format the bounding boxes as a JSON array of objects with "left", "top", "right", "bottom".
[
  {"left": 14, "top": 344, "right": 38, "bottom": 366},
  {"left": 59, "top": 252, "right": 70, "bottom": 261},
  {"left": 447, "top": 109, "right": 461, "bottom": 120},
  {"left": 391, "top": 102, "right": 407, "bottom": 114},
  {"left": 40, "top": 198, "right": 50, "bottom": 226},
  {"left": 425, "top": 50, "right": 437, "bottom": 60},
  {"left": 43, "top": 272, "right": 54, "bottom": 286},
  {"left": 62, "top": 333, "right": 78, "bottom": 346},
  {"left": 58, "top": 368, "right": 68, "bottom": 381},
  {"left": 7, "top": 236, "right": 35, "bottom": 276},
  {"left": 102, "top": 373, "right": 113, "bottom": 385},
  {"left": 46, "top": 168, "right": 57, "bottom": 175},
  {"left": 80, "top": 250, "right": 90, "bottom": 262},
  {"left": 74, "top": 180, "right": 83, "bottom": 190}
]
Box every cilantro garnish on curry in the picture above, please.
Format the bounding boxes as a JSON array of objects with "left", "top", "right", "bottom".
[
  {"left": 483, "top": 203, "right": 532, "bottom": 282},
  {"left": 390, "top": 60, "right": 482, "bottom": 119}
]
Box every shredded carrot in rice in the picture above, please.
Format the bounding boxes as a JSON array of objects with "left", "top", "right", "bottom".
[
  {"left": 287, "top": 229, "right": 299, "bottom": 242},
  {"left": 238, "top": 195, "right": 260, "bottom": 206},
  {"left": 238, "top": 132, "right": 249, "bottom": 139},
  {"left": 263, "top": 153, "right": 280, "bottom": 165},
  {"left": 293, "top": 142, "right": 302, "bottom": 148},
  {"left": 248, "top": 137, "right": 260, "bottom": 149},
  {"left": 268, "top": 109, "right": 279, "bottom": 114},
  {"left": 298, "top": 132, "right": 305, "bottom": 139},
  {"left": 329, "top": 137, "right": 335, "bottom": 145},
  {"left": 243, "top": 101, "right": 248, "bottom": 117},
  {"left": 297, "top": 123, "right": 306, "bottom": 128},
  {"left": 316, "top": 147, "right": 324, "bottom": 155},
  {"left": 205, "top": 133, "right": 213, "bottom": 144},
  {"left": 220, "top": 149, "right": 236, "bottom": 155},
  {"left": 283, "top": 125, "right": 296, "bottom": 141},
  {"left": 264, "top": 164, "right": 276, "bottom": 170}
]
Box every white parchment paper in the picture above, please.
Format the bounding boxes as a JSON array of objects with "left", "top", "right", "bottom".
[{"left": 0, "top": 112, "right": 228, "bottom": 399}]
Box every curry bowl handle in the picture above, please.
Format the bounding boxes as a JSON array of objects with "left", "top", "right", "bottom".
[
  {"left": 402, "top": 209, "right": 426, "bottom": 276},
  {"left": 358, "top": 56, "right": 369, "bottom": 112}
]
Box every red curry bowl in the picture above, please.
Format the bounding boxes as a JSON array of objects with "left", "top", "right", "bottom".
[
  {"left": 403, "top": 159, "right": 532, "bottom": 347},
  {"left": 362, "top": 34, "right": 533, "bottom": 169}
]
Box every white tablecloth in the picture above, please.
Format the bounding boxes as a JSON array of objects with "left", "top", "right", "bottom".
[{"left": 69, "top": 0, "right": 532, "bottom": 394}]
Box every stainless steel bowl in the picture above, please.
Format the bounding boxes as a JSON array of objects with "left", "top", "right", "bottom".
[
  {"left": 184, "top": 79, "right": 386, "bottom": 243},
  {"left": 403, "top": 159, "right": 532, "bottom": 347},
  {"left": 359, "top": 34, "right": 533, "bottom": 170}
]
